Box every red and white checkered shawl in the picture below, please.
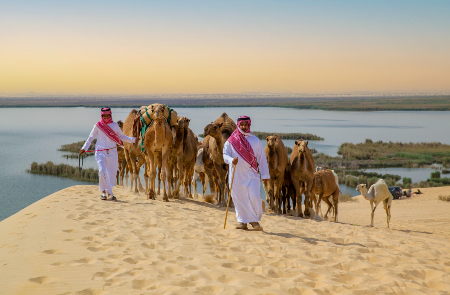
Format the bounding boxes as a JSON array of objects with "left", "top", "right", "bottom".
[
  {"left": 96, "top": 108, "right": 122, "bottom": 146},
  {"left": 227, "top": 116, "right": 258, "bottom": 172}
]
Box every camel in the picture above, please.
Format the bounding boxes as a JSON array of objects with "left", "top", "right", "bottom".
[
  {"left": 172, "top": 117, "right": 197, "bottom": 198},
  {"left": 192, "top": 147, "right": 207, "bottom": 199},
  {"left": 356, "top": 179, "right": 393, "bottom": 228},
  {"left": 214, "top": 112, "right": 236, "bottom": 142},
  {"left": 140, "top": 104, "right": 174, "bottom": 201},
  {"left": 312, "top": 169, "right": 340, "bottom": 222},
  {"left": 290, "top": 139, "right": 316, "bottom": 218},
  {"left": 202, "top": 121, "right": 227, "bottom": 203},
  {"left": 315, "top": 167, "right": 339, "bottom": 218},
  {"left": 122, "top": 110, "right": 148, "bottom": 194},
  {"left": 116, "top": 120, "right": 126, "bottom": 186},
  {"left": 281, "top": 162, "right": 296, "bottom": 214},
  {"left": 264, "top": 135, "right": 288, "bottom": 214}
]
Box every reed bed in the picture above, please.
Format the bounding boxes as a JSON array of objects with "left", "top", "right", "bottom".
[{"left": 27, "top": 161, "right": 99, "bottom": 182}]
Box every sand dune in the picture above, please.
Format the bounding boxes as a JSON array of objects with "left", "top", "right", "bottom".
[{"left": 1, "top": 185, "right": 450, "bottom": 294}]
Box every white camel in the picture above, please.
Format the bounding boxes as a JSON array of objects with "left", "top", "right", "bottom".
[
  {"left": 192, "top": 148, "right": 207, "bottom": 199},
  {"left": 356, "top": 179, "right": 393, "bottom": 228}
]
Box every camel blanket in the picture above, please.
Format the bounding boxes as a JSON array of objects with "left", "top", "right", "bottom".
[{"left": 223, "top": 134, "right": 270, "bottom": 224}]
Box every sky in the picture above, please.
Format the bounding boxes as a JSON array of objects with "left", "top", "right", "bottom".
[{"left": 1, "top": 0, "right": 449, "bottom": 95}]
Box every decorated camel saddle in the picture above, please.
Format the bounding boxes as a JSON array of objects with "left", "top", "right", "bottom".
[{"left": 139, "top": 103, "right": 178, "bottom": 128}]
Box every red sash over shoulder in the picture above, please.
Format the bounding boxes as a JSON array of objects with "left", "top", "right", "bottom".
[
  {"left": 228, "top": 128, "right": 258, "bottom": 173},
  {"left": 96, "top": 121, "right": 122, "bottom": 145}
]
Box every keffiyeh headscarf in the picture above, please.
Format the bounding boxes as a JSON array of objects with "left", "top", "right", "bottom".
[
  {"left": 227, "top": 116, "right": 258, "bottom": 172},
  {"left": 101, "top": 107, "right": 113, "bottom": 124}
]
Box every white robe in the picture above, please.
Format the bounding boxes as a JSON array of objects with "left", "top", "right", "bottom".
[
  {"left": 223, "top": 133, "right": 270, "bottom": 223},
  {"left": 82, "top": 122, "right": 135, "bottom": 195}
]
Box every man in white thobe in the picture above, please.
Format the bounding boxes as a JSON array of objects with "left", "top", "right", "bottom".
[
  {"left": 80, "top": 107, "right": 137, "bottom": 200},
  {"left": 223, "top": 116, "right": 270, "bottom": 230}
]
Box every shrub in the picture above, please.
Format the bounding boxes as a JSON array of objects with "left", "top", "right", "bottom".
[
  {"left": 431, "top": 171, "right": 441, "bottom": 179},
  {"left": 438, "top": 195, "right": 450, "bottom": 202},
  {"left": 339, "top": 191, "right": 354, "bottom": 202},
  {"left": 403, "top": 177, "right": 412, "bottom": 185}
]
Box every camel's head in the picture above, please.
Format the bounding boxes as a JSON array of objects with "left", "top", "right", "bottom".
[
  {"left": 117, "top": 120, "right": 124, "bottom": 130},
  {"left": 204, "top": 122, "right": 222, "bottom": 138},
  {"left": 295, "top": 139, "right": 308, "bottom": 153},
  {"left": 152, "top": 104, "right": 166, "bottom": 120},
  {"left": 266, "top": 135, "right": 278, "bottom": 149},
  {"left": 356, "top": 184, "right": 366, "bottom": 192},
  {"left": 177, "top": 116, "right": 186, "bottom": 129}
]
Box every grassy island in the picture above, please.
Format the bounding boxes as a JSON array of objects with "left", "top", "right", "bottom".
[
  {"left": 314, "top": 139, "right": 450, "bottom": 169},
  {"left": 59, "top": 140, "right": 96, "bottom": 158},
  {"left": 28, "top": 161, "right": 99, "bottom": 182},
  {"left": 198, "top": 132, "right": 323, "bottom": 141}
]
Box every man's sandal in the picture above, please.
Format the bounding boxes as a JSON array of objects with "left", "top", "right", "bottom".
[
  {"left": 250, "top": 222, "right": 263, "bottom": 231},
  {"left": 235, "top": 223, "right": 248, "bottom": 230},
  {"left": 100, "top": 193, "right": 107, "bottom": 200},
  {"left": 109, "top": 196, "right": 117, "bottom": 201}
]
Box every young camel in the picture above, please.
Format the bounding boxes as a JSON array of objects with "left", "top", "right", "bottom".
[
  {"left": 356, "top": 179, "right": 393, "bottom": 228},
  {"left": 313, "top": 169, "right": 340, "bottom": 222},
  {"left": 264, "top": 134, "right": 288, "bottom": 214}
]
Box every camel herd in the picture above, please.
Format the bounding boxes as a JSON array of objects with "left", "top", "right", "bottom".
[{"left": 114, "top": 105, "right": 392, "bottom": 226}]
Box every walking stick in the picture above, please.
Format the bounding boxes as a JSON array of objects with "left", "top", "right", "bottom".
[{"left": 224, "top": 164, "right": 237, "bottom": 229}]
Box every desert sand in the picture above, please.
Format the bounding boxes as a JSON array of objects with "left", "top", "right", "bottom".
[{"left": 0, "top": 185, "right": 450, "bottom": 295}]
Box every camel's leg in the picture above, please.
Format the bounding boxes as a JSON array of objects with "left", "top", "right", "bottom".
[
  {"left": 275, "top": 177, "right": 284, "bottom": 215},
  {"left": 204, "top": 167, "right": 216, "bottom": 199},
  {"left": 263, "top": 179, "right": 270, "bottom": 210},
  {"left": 323, "top": 195, "right": 333, "bottom": 220},
  {"left": 268, "top": 178, "right": 275, "bottom": 212},
  {"left": 202, "top": 172, "right": 208, "bottom": 196},
  {"left": 123, "top": 149, "right": 132, "bottom": 191},
  {"left": 371, "top": 201, "right": 380, "bottom": 227},
  {"left": 143, "top": 163, "right": 149, "bottom": 193},
  {"left": 137, "top": 156, "right": 146, "bottom": 192},
  {"left": 192, "top": 170, "right": 198, "bottom": 199},
  {"left": 383, "top": 198, "right": 391, "bottom": 228},
  {"left": 332, "top": 190, "right": 339, "bottom": 222},
  {"left": 213, "top": 163, "right": 226, "bottom": 204},
  {"left": 281, "top": 186, "right": 287, "bottom": 214},
  {"left": 146, "top": 150, "right": 156, "bottom": 200},
  {"left": 303, "top": 180, "right": 314, "bottom": 218},
  {"left": 156, "top": 152, "right": 162, "bottom": 196},
  {"left": 161, "top": 147, "right": 171, "bottom": 201},
  {"left": 119, "top": 158, "right": 126, "bottom": 186},
  {"left": 130, "top": 152, "right": 140, "bottom": 195},
  {"left": 292, "top": 180, "right": 303, "bottom": 218}
]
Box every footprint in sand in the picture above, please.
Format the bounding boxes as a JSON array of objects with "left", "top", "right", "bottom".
[
  {"left": 75, "top": 288, "right": 105, "bottom": 295},
  {"left": 28, "top": 276, "right": 57, "bottom": 284},
  {"left": 42, "top": 249, "right": 61, "bottom": 254}
]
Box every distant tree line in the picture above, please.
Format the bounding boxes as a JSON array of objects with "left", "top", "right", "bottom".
[{"left": 28, "top": 161, "right": 98, "bottom": 182}]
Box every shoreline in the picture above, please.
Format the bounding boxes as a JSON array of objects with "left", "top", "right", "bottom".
[
  {"left": 1, "top": 185, "right": 449, "bottom": 294},
  {"left": 1, "top": 95, "right": 450, "bottom": 111}
]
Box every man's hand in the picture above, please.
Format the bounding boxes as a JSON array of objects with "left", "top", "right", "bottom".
[
  {"left": 79, "top": 149, "right": 85, "bottom": 154},
  {"left": 232, "top": 157, "right": 238, "bottom": 165},
  {"left": 263, "top": 179, "right": 269, "bottom": 185}
]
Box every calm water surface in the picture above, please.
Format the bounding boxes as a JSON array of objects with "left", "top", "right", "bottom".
[{"left": 1, "top": 107, "right": 449, "bottom": 221}]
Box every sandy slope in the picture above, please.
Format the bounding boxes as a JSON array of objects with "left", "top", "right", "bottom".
[{"left": 0, "top": 185, "right": 449, "bottom": 295}]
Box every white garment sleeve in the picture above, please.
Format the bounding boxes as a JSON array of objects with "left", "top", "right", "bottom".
[
  {"left": 256, "top": 140, "right": 270, "bottom": 180},
  {"left": 223, "top": 141, "right": 234, "bottom": 165},
  {"left": 116, "top": 125, "right": 136, "bottom": 143},
  {"left": 82, "top": 125, "right": 98, "bottom": 151}
]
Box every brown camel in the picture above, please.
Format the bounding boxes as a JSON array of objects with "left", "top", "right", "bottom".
[
  {"left": 140, "top": 104, "right": 173, "bottom": 201},
  {"left": 281, "top": 162, "right": 297, "bottom": 215},
  {"left": 122, "top": 110, "right": 147, "bottom": 194},
  {"left": 172, "top": 117, "right": 197, "bottom": 198},
  {"left": 264, "top": 135, "right": 289, "bottom": 214},
  {"left": 202, "top": 121, "right": 227, "bottom": 203},
  {"left": 290, "top": 139, "right": 316, "bottom": 218},
  {"left": 313, "top": 169, "right": 340, "bottom": 222}
]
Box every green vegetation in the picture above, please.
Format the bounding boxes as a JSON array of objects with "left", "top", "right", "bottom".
[
  {"left": 339, "top": 191, "right": 354, "bottom": 202},
  {"left": 28, "top": 161, "right": 99, "bottom": 182},
  {"left": 59, "top": 140, "right": 96, "bottom": 158},
  {"left": 403, "top": 177, "right": 412, "bottom": 186},
  {"left": 442, "top": 169, "right": 450, "bottom": 174},
  {"left": 198, "top": 132, "right": 324, "bottom": 141},
  {"left": 2, "top": 95, "right": 450, "bottom": 111},
  {"left": 438, "top": 195, "right": 450, "bottom": 202},
  {"left": 334, "top": 169, "right": 401, "bottom": 188},
  {"left": 313, "top": 140, "right": 450, "bottom": 169},
  {"left": 251, "top": 132, "right": 323, "bottom": 141}
]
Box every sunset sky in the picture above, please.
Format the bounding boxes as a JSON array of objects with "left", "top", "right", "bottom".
[{"left": 1, "top": 1, "right": 449, "bottom": 95}]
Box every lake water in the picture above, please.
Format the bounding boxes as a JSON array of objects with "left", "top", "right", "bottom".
[{"left": 1, "top": 107, "right": 449, "bottom": 221}]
